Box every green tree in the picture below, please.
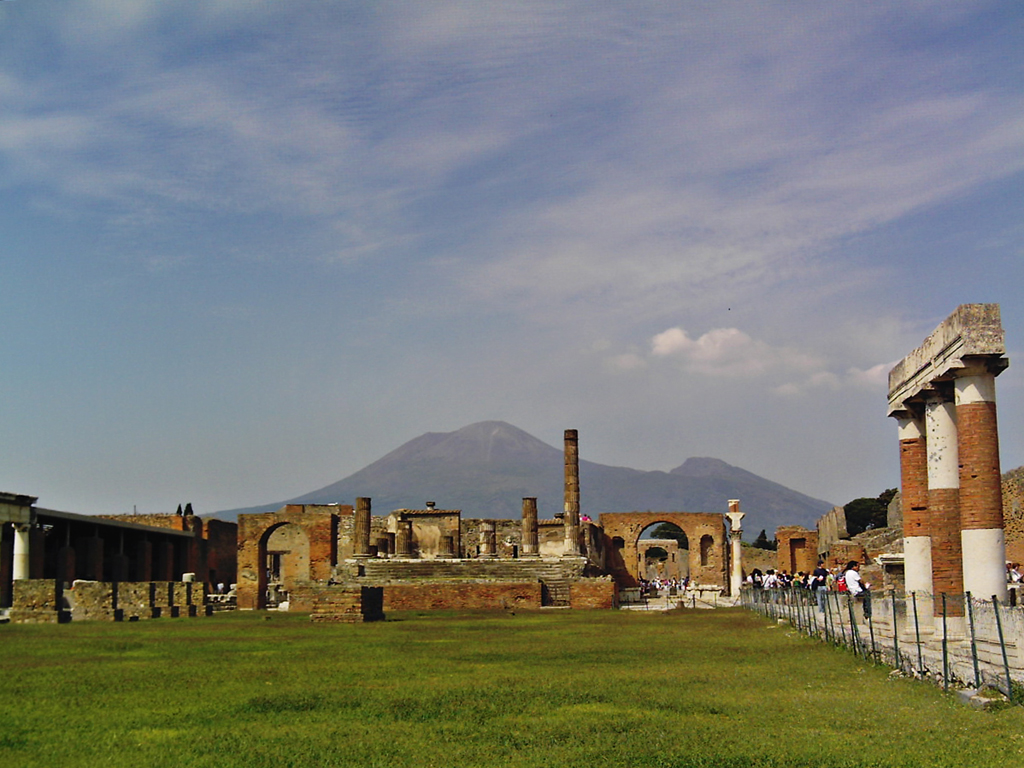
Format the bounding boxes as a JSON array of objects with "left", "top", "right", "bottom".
[
  {"left": 650, "top": 523, "right": 689, "bottom": 549},
  {"left": 752, "top": 529, "right": 777, "bottom": 551},
  {"left": 844, "top": 488, "right": 898, "bottom": 536}
]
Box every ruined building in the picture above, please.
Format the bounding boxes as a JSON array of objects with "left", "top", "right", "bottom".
[{"left": 234, "top": 430, "right": 736, "bottom": 619}]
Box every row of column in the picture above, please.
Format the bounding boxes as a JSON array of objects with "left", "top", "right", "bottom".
[
  {"left": 7, "top": 525, "right": 182, "bottom": 583},
  {"left": 895, "top": 367, "right": 1006, "bottom": 622}
]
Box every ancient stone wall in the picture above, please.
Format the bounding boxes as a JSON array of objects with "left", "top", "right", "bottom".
[
  {"left": 775, "top": 526, "right": 818, "bottom": 575},
  {"left": 9, "top": 579, "right": 65, "bottom": 623},
  {"left": 569, "top": 578, "right": 617, "bottom": 609},
  {"left": 1002, "top": 468, "right": 1024, "bottom": 564},
  {"left": 236, "top": 505, "right": 347, "bottom": 610},
  {"left": 205, "top": 519, "right": 238, "bottom": 586},
  {"left": 292, "top": 585, "right": 385, "bottom": 622},
  {"left": 388, "top": 510, "right": 462, "bottom": 558},
  {"left": 816, "top": 506, "right": 848, "bottom": 555},
  {"left": 8, "top": 578, "right": 206, "bottom": 623},
  {"left": 381, "top": 581, "right": 542, "bottom": 611}
]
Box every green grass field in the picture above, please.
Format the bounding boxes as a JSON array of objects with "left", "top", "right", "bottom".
[{"left": 3, "top": 608, "right": 1023, "bottom": 767}]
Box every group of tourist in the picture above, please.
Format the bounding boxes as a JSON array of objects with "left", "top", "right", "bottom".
[
  {"left": 748, "top": 560, "right": 871, "bottom": 616},
  {"left": 638, "top": 576, "right": 691, "bottom": 596}
]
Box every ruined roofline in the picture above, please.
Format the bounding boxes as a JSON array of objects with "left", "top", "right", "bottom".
[{"left": 887, "top": 303, "right": 1007, "bottom": 417}]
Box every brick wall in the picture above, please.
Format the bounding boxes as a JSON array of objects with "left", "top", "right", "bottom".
[
  {"left": 381, "top": 581, "right": 542, "bottom": 611},
  {"left": 569, "top": 578, "right": 617, "bottom": 609}
]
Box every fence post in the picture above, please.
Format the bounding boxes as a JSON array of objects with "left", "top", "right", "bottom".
[
  {"left": 966, "top": 591, "right": 981, "bottom": 689},
  {"left": 823, "top": 590, "right": 833, "bottom": 644},
  {"left": 941, "top": 592, "right": 949, "bottom": 692},
  {"left": 911, "top": 591, "right": 924, "bottom": 675},
  {"left": 890, "top": 590, "right": 901, "bottom": 672},
  {"left": 868, "top": 608, "right": 877, "bottom": 663},
  {"left": 847, "top": 594, "right": 861, "bottom": 657},
  {"left": 992, "top": 594, "right": 1013, "bottom": 699}
]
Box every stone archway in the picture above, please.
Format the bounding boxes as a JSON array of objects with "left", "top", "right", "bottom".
[
  {"left": 259, "top": 522, "right": 311, "bottom": 609},
  {"left": 236, "top": 505, "right": 344, "bottom": 610},
  {"left": 599, "top": 511, "right": 728, "bottom": 590}
]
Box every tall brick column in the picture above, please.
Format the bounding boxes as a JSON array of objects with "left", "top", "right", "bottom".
[
  {"left": 563, "top": 429, "right": 581, "bottom": 556},
  {"left": 925, "top": 391, "right": 964, "bottom": 620},
  {"left": 354, "top": 497, "right": 372, "bottom": 558},
  {"left": 521, "top": 497, "right": 539, "bottom": 557},
  {"left": 956, "top": 370, "right": 1007, "bottom": 602},
  {"left": 897, "top": 414, "right": 933, "bottom": 598}
]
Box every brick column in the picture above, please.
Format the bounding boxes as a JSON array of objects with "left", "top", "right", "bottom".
[
  {"left": 925, "top": 391, "right": 964, "bottom": 620},
  {"left": 521, "top": 497, "right": 539, "bottom": 557},
  {"left": 956, "top": 371, "right": 1007, "bottom": 602},
  {"left": 354, "top": 498, "right": 372, "bottom": 558},
  {"left": 897, "top": 414, "right": 933, "bottom": 598},
  {"left": 563, "top": 429, "right": 581, "bottom": 556},
  {"left": 376, "top": 537, "right": 391, "bottom": 557}
]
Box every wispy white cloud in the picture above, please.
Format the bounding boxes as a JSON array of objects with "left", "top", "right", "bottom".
[{"left": 644, "top": 326, "right": 893, "bottom": 395}]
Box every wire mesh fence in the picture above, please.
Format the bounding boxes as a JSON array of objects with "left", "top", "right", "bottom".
[{"left": 742, "top": 586, "right": 1024, "bottom": 701}]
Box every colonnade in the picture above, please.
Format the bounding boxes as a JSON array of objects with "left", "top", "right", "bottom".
[{"left": 888, "top": 304, "right": 1009, "bottom": 632}]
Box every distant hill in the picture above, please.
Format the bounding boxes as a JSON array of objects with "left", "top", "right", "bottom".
[{"left": 214, "top": 421, "right": 834, "bottom": 537}]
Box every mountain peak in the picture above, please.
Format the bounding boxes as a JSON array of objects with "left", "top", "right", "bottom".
[{"left": 670, "top": 457, "right": 737, "bottom": 477}]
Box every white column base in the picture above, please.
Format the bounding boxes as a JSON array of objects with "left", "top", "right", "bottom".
[
  {"left": 904, "top": 536, "right": 933, "bottom": 595},
  {"left": 962, "top": 527, "right": 1008, "bottom": 602}
]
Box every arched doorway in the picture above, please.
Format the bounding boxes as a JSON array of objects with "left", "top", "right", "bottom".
[
  {"left": 258, "top": 522, "right": 310, "bottom": 609},
  {"left": 638, "top": 521, "right": 689, "bottom": 581},
  {"left": 600, "top": 511, "right": 728, "bottom": 591}
]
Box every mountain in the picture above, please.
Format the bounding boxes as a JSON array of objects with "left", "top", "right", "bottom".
[{"left": 214, "top": 421, "right": 834, "bottom": 537}]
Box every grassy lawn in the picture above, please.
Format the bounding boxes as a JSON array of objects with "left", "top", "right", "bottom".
[{"left": 3, "top": 607, "right": 1024, "bottom": 767}]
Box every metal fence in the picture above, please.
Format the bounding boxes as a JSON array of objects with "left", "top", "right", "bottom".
[{"left": 742, "top": 586, "right": 1024, "bottom": 700}]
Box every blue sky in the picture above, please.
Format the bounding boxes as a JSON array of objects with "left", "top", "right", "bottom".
[{"left": 1, "top": 1, "right": 1022, "bottom": 517}]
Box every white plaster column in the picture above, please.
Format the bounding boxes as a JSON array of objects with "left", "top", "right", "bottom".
[
  {"left": 897, "top": 416, "right": 932, "bottom": 597},
  {"left": 925, "top": 392, "right": 964, "bottom": 633},
  {"left": 13, "top": 523, "right": 31, "bottom": 581},
  {"left": 726, "top": 500, "right": 745, "bottom": 597},
  {"left": 956, "top": 372, "right": 1008, "bottom": 603}
]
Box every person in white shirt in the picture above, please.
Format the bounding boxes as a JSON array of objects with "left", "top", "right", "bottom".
[{"left": 843, "top": 560, "right": 871, "bottom": 618}]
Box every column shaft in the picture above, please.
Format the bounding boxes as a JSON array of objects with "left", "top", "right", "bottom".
[
  {"left": 12, "top": 524, "right": 31, "bottom": 581},
  {"left": 354, "top": 497, "right": 372, "bottom": 557},
  {"left": 898, "top": 416, "right": 933, "bottom": 596},
  {"left": 956, "top": 373, "right": 1007, "bottom": 601},
  {"left": 563, "top": 429, "right": 581, "bottom": 556},
  {"left": 925, "top": 395, "right": 963, "bottom": 618},
  {"left": 521, "top": 498, "right": 539, "bottom": 557}
]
